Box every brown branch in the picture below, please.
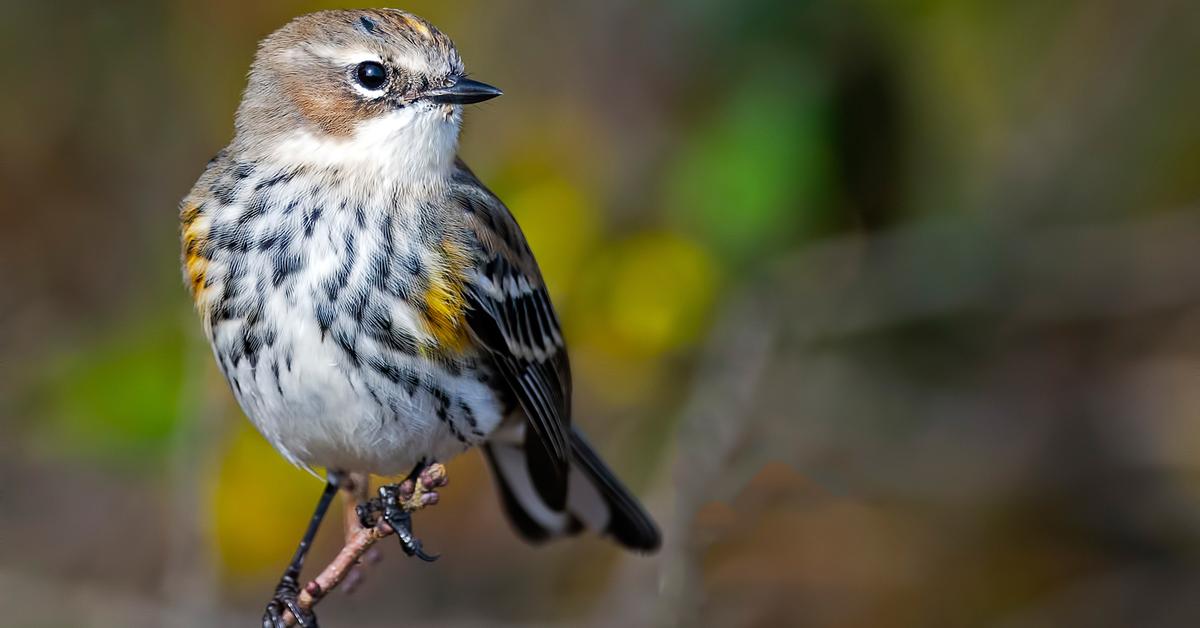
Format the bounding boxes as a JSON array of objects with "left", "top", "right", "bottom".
[{"left": 280, "top": 464, "right": 447, "bottom": 627}]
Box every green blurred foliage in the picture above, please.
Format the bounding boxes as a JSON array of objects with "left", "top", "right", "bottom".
[
  {"left": 667, "top": 60, "right": 832, "bottom": 262},
  {"left": 27, "top": 315, "right": 188, "bottom": 468}
]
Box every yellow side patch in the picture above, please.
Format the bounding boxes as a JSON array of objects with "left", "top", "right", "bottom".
[
  {"left": 420, "top": 239, "right": 471, "bottom": 353},
  {"left": 180, "top": 202, "right": 211, "bottom": 306},
  {"left": 185, "top": 254, "right": 207, "bottom": 294}
]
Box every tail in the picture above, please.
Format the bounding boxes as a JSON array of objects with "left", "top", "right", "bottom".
[{"left": 483, "top": 427, "right": 661, "bottom": 552}]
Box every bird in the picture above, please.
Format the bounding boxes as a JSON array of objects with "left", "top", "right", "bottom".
[{"left": 179, "top": 8, "right": 660, "bottom": 626}]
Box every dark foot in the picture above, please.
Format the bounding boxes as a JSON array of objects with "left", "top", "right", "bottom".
[
  {"left": 354, "top": 463, "right": 448, "bottom": 562},
  {"left": 262, "top": 572, "right": 317, "bottom": 627},
  {"left": 381, "top": 488, "right": 438, "bottom": 561}
]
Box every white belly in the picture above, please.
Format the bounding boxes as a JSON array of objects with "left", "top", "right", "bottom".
[{"left": 211, "top": 300, "right": 503, "bottom": 475}]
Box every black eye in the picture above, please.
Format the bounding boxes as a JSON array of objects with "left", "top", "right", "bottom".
[{"left": 355, "top": 61, "right": 387, "bottom": 90}]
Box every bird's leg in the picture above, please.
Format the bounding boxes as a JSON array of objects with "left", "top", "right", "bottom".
[
  {"left": 355, "top": 461, "right": 447, "bottom": 562},
  {"left": 338, "top": 472, "right": 379, "bottom": 594},
  {"left": 263, "top": 474, "right": 341, "bottom": 628}
]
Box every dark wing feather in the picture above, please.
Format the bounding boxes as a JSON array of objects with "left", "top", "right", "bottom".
[{"left": 453, "top": 160, "right": 572, "bottom": 507}]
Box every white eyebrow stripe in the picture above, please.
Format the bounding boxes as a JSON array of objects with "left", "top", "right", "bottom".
[
  {"left": 307, "top": 44, "right": 435, "bottom": 77},
  {"left": 307, "top": 45, "right": 382, "bottom": 67}
]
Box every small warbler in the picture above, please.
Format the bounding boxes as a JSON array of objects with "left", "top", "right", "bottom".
[{"left": 180, "top": 9, "right": 659, "bottom": 626}]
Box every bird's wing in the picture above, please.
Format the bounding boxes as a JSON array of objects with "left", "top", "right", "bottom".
[{"left": 451, "top": 159, "right": 573, "bottom": 507}]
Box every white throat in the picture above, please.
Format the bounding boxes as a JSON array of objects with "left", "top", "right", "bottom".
[{"left": 271, "top": 104, "right": 462, "bottom": 183}]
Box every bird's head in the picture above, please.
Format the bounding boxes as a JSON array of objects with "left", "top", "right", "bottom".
[{"left": 234, "top": 9, "right": 501, "bottom": 176}]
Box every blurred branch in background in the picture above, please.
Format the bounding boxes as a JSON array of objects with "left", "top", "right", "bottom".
[
  {"left": 663, "top": 284, "right": 778, "bottom": 627},
  {"left": 670, "top": 209, "right": 1200, "bottom": 626}
]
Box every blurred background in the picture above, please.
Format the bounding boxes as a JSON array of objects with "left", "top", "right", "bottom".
[{"left": 3, "top": 0, "right": 1200, "bottom": 626}]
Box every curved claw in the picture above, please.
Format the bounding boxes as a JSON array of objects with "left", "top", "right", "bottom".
[
  {"left": 409, "top": 541, "right": 440, "bottom": 562},
  {"left": 394, "top": 522, "right": 439, "bottom": 562}
]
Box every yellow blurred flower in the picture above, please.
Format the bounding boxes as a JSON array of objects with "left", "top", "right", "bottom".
[
  {"left": 570, "top": 231, "right": 719, "bottom": 403},
  {"left": 207, "top": 421, "right": 323, "bottom": 579},
  {"left": 605, "top": 232, "right": 719, "bottom": 355},
  {"left": 506, "top": 177, "right": 602, "bottom": 298}
]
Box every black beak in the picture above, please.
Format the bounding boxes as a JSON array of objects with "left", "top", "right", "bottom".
[{"left": 424, "top": 78, "right": 503, "bottom": 105}]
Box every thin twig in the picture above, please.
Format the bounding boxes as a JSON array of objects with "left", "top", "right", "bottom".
[{"left": 280, "top": 464, "right": 447, "bottom": 626}]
